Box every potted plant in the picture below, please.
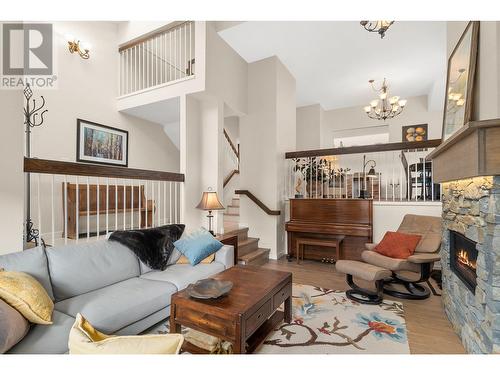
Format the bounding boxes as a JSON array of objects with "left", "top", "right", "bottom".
[{"left": 293, "top": 157, "right": 350, "bottom": 198}]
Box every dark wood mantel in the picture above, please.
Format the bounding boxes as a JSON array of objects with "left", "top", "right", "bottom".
[{"left": 427, "top": 119, "right": 500, "bottom": 182}]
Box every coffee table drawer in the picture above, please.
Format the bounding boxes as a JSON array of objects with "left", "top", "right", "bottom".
[
  {"left": 176, "top": 307, "right": 235, "bottom": 338},
  {"left": 273, "top": 282, "right": 292, "bottom": 310},
  {"left": 245, "top": 299, "right": 271, "bottom": 336}
]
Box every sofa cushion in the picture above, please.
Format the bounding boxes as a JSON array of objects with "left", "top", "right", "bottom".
[
  {"left": 174, "top": 228, "right": 223, "bottom": 266},
  {"left": 46, "top": 240, "right": 141, "bottom": 301},
  {"left": 374, "top": 231, "right": 422, "bottom": 259},
  {"left": 0, "top": 299, "right": 30, "bottom": 353},
  {"left": 0, "top": 270, "right": 54, "bottom": 324},
  {"left": 55, "top": 277, "right": 176, "bottom": 333},
  {"left": 140, "top": 262, "right": 225, "bottom": 290},
  {"left": 68, "top": 313, "right": 183, "bottom": 354},
  {"left": 8, "top": 310, "right": 75, "bottom": 354},
  {"left": 361, "top": 250, "right": 421, "bottom": 272},
  {"left": 0, "top": 246, "right": 54, "bottom": 300}
]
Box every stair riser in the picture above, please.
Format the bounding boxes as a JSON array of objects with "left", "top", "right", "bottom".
[
  {"left": 238, "top": 241, "right": 259, "bottom": 257},
  {"left": 239, "top": 252, "right": 269, "bottom": 266},
  {"left": 223, "top": 215, "right": 239, "bottom": 223},
  {"left": 232, "top": 198, "right": 239, "bottom": 206},
  {"left": 226, "top": 206, "right": 239, "bottom": 215}
]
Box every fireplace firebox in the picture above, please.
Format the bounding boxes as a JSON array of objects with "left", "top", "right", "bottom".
[{"left": 449, "top": 230, "right": 477, "bottom": 294}]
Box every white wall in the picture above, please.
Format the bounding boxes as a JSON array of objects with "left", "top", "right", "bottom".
[
  {"left": 372, "top": 202, "right": 442, "bottom": 243},
  {"left": 0, "top": 88, "right": 24, "bottom": 254},
  {"left": 296, "top": 104, "right": 322, "bottom": 150},
  {"left": 0, "top": 22, "right": 181, "bottom": 254},
  {"left": 224, "top": 116, "right": 239, "bottom": 144},
  {"left": 321, "top": 95, "right": 443, "bottom": 148},
  {"left": 447, "top": 22, "right": 500, "bottom": 121},
  {"left": 205, "top": 22, "right": 248, "bottom": 116},
  {"left": 240, "top": 56, "right": 296, "bottom": 259},
  {"left": 117, "top": 21, "right": 172, "bottom": 45}
]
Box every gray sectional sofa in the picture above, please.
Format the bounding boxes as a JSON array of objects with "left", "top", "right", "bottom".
[{"left": 0, "top": 239, "right": 234, "bottom": 354}]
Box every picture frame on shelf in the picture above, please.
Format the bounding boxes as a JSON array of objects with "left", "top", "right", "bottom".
[
  {"left": 441, "top": 21, "right": 479, "bottom": 142},
  {"left": 76, "top": 119, "right": 129, "bottom": 167}
]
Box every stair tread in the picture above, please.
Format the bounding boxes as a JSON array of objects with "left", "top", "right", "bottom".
[
  {"left": 239, "top": 248, "right": 270, "bottom": 262},
  {"left": 224, "top": 213, "right": 239, "bottom": 217},
  {"left": 227, "top": 205, "right": 240, "bottom": 208},
  {"left": 218, "top": 227, "right": 248, "bottom": 239},
  {"left": 239, "top": 237, "right": 259, "bottom": 246}
]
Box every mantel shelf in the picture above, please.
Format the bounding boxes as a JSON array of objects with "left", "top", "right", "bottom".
[{"left": 426, "top": 118, "right": 500, "bottom": 183}]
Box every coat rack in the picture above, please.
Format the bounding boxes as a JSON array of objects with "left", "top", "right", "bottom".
[{"left": 23, "top": 83, "right": 48, "bottom": 247}]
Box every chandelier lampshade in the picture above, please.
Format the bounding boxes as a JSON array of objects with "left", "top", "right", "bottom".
[
  {"left": 364, "top": 79, "right": 407, "bottom": 121},
  {"left": 360, "top": 21, "right": 394, "bottom": 38}
]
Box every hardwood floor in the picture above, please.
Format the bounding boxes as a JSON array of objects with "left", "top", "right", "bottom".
[{"left": 263, "top": 258, "right": 466, "bottom": 354}]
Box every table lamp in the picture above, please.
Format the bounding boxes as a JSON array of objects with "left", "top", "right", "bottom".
[{"left": 196, "top": 188, "right": 225, "bottom": 235}]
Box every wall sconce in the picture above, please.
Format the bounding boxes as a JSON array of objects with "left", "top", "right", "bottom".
[{"left": 66, "top": 34, "right": 91, "bottom": 59}]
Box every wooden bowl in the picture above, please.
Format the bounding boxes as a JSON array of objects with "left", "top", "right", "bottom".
[{"left": 186, "top": 278, "right": 233, "bottom": 299}]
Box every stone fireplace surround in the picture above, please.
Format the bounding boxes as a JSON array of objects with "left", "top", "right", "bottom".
[{"left": 441, "top": 176, "right": 500, "bottom": 353}]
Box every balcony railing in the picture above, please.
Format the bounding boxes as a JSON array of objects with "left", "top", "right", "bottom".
[
  {"left": 119, "top": 21, "right": 195, "bottom": 96},
  {"left": 24, "top": 158, "right": 183, "bottom": 248},
  {"left": 284, "top": 139, "right": 442, "bottom": 203}
]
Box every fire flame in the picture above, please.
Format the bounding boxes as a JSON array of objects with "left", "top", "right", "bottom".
[{"left": 457, "top": 249, "right": 476, "bottom": 269}]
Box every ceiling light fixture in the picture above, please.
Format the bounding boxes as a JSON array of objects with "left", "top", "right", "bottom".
[
  {"left": 363, "top": 78, "right": 407, "bottom": 121},
  {"left": 360, "top": 21, "right": 394, "bottom": 38},
  {"left": 66, "top": 34, "right": 91, "bottom": 59}
]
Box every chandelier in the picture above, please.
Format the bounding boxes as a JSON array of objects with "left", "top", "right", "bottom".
[
  {"left": 364, "top": 79, "right": 407, "bottom": 121},
  {"left": 360, "top": 21, "right": 394, "bottom": 38}
]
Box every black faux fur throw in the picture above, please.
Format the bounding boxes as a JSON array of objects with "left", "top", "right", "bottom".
[{"left": 109, "top": 224, "right": 185, "bottom": 271}]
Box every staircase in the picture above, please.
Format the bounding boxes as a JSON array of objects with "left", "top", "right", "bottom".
[{"left": 222, "top": 196, "right": 270, "bottom": 266}]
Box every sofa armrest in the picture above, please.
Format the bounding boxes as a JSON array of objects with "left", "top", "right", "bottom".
[
  {"left": 406, "top": 253, "right": 441, "bottom": 264},
  {"left": 365, "top": 243, "right": 378, "bottom": 251},
  {"left": 215, "top": 245, "right": 235, "bottom": 269}
]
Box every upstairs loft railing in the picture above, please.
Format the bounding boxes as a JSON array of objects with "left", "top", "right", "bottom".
[
  {"left": 24, "top": 158, "right": 184, "bottom": 247},
  {"left": 284, "top": 139, "right": 442, "bottom": 203},
  {"left": 119, "top": 21, "right": 195, "bottom": 97},
  {"left": 223, "top": 129, "right": 240, "bottom": 188}
]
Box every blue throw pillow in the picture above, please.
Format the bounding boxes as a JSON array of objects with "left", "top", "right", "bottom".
[{"left": 173, "top": 228, "right": 223, "bottom": 266}]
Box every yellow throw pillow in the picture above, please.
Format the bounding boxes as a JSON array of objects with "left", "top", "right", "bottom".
[
  {"left": 0, "top": 269, "right": 53, "bottom": 325},
  {"left": 69, "top": 314, "right": 184, "bottom": 354},
  {"left": 177, "top": 253, "right": 215, "bottom": 265}
]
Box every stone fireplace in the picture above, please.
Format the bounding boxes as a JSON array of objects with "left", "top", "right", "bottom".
[{"left": 441, "top": 177, "right": 500, "bottom": 353}]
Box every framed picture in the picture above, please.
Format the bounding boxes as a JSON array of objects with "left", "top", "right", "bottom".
[
  {"left": 442, "top": 21, "right": 479, "bottom": 142},
  {"left": 402, "top": 124, "right": 428, "bottom": 143},
  {"left": 76, "top": 119, "right": 128, "bottom": 167}
]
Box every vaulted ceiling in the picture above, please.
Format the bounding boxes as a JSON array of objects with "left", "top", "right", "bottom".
[{"left": 219, "top": 21, "right": 447, "bottom": 111}]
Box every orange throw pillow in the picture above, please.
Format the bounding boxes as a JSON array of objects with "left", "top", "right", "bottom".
[{"left": 374, "top": 231, "right": 422, "bottom": 259}]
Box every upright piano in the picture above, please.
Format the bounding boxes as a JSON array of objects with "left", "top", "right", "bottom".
[{"left": 285, "top": 199, "right": 373, "bottom": 262}]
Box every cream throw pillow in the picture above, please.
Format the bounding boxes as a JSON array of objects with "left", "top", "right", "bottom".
[
  {"left": 69, "top": 314, "right": 184, "bottom": 354},
  {"left": 0, "top": 269, "right": 53, "bottom": 325},
  {"left": 176, "top": 253, "right": 215, "bottom": 265}
]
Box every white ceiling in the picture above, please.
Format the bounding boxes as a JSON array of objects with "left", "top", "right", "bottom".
[
  {"left": 219, "top": 21, "right": 447, "bottom": 111},
  {"left": 122, "top": 97, "right": 180, "bottom": 149}
]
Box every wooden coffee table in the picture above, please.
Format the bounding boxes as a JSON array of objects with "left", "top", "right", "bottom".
[{"left": 169, "top": 265, "right": 292, "bottom": 354}]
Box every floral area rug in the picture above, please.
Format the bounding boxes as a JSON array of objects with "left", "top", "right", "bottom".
[
  {"left": 146, "top": 283, "right": 410, "bottom": 354},
  {"left": 255, "top": 283, "right": 409, "bottom": 354}
]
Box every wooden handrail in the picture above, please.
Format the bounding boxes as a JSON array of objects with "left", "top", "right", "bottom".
[
  {"left": 223, "top": 129, "right": 239, "bottom": 158},
  {"left": 235, "top": 190, "right": 280, "bottom": 215},
  {"left": 24, "top": 158, "right": 185, "bottom": 182},
  {"left": 223, "top": 169, "right": 239, "bottom": 188},
  {"left": 118, "top": 21, "right": 191, "bottom": 52},
  {"left": 285, "top": 139, "right": 442, "bottom": 159}
]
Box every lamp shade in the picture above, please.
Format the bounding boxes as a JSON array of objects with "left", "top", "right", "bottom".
[
  {"left": 367, "top": 167, "right": 377, "bottom": 178},
  {"left": 196, "top": 191, "right": 225, "bottom": 211}
]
